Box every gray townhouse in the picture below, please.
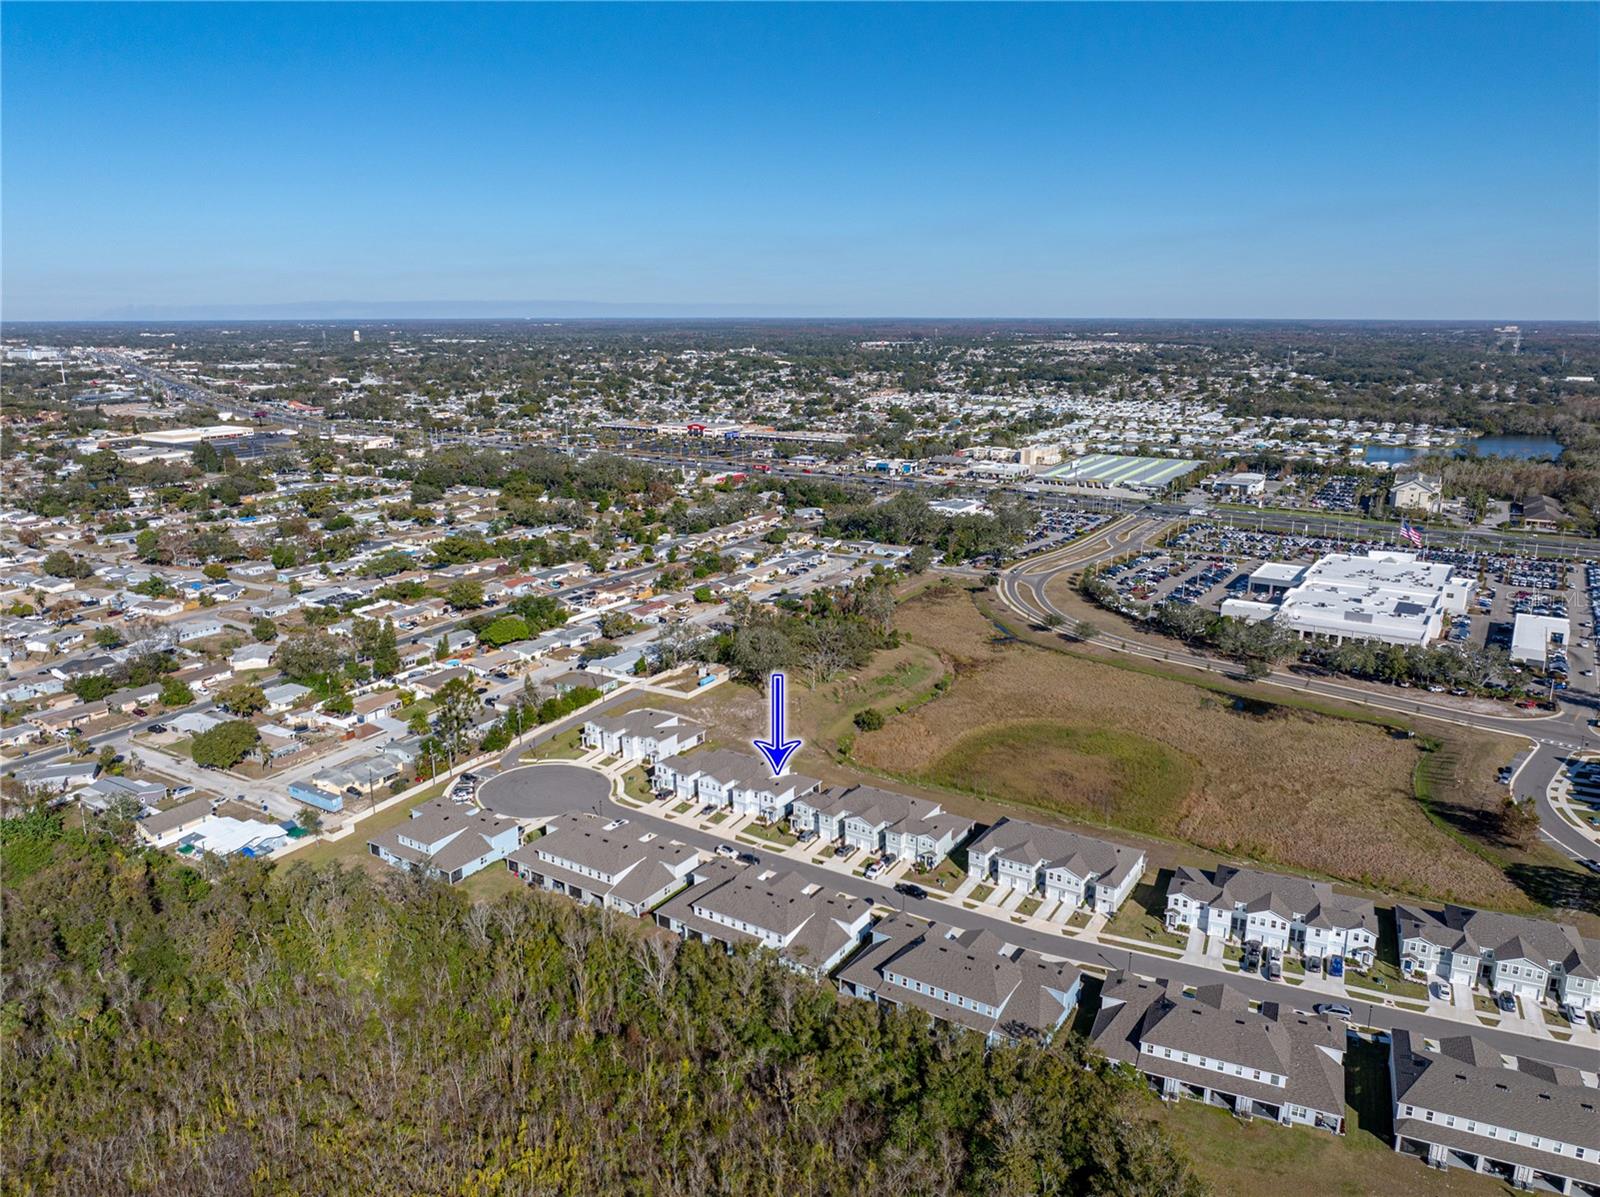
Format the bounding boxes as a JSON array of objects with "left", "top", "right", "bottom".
[
  {"left": 1165, "top": 864, "right": 1378, "bottom": 967},
  {"left": 652, "top": 747, "right": 821, "bottom": 822},
  {"left": 507, "top": 813, "right": 699, "bottom": 917},
  {"left": 1395, "top": 904, "right": 1600, "bottom": 1013},
  {"left": 367, "top": 799, "right": 521, "bottom": 884},
  {"left": 581, "top": 708, "right": 706, "bottom": 764},
  {"left": 1389, "top": 1030, "right": 1600, "bottom": 1195},
  {"left": 655, "top": 860, "right": 874, "bottom": 978},
  {"left": 789, "top": 783, "right": 972, "bottom": 867},
  {"left": 1090, "top": 971, "right": 1347, "bottom": 1134},
  {"left": 836, "top": 914, "right": 1082, "bottom": 1045},
  {"left": 964, "top": 817, "right": 1145, "bottom": 915}
]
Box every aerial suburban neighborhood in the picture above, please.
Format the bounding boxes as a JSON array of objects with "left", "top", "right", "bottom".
[{"left": 4, "top": 2, "right": 1599, "bottom": 1193}]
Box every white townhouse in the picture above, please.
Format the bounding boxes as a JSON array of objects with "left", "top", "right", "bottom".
[
  {"left": 790, "top": 783, "right": 972, "bottom": 867},
  {"left": 581, "top": 708, "right": 706, "bottom": 764},
  {"left": 836, "top": 915, "right": 1082, "bottom": 1045},
  {"left": 1091, "top": 972, "right": 1347, "bottom": 1135},
  {"left": 965, "top": 817, "right": 1146, "bottom": 915},
  {"left": 652, "top": 747, "right": 821, "bottom": 822},
  {"left": 1396, "top": 904, "right": 1600, "bottom": 1012},
  {"left": 507, "top": 813, "right": 699, "bottom": 918},
  {"left": 366, "top": 799, "right": 521, "bottom": 884},
  {"left": 655, "top": 861, "right": 875, "bottom": 978},
  {"left": 1389, "top": 1030, "right": 1600, "bottom": 1195},
  {"left": 1165, "top": 864, "right": 1377, "bottom": 966}
]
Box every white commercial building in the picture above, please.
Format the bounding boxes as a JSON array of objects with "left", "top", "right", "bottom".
[
  {"left": 1509, "top": 614, "right": 1569, "bottom": 667},
  {"left": 1237, "top": 551, "right": 1469, "bottom": 648}
]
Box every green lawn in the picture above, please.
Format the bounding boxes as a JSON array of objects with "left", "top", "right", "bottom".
[
  {"left": 458, "top": 863, "right": 526, "bottom": 902},
  {"left": 743, "top": 821, "right": 798, "bottom": 847},
  {"left": 621, "top": 768, "right": 653, "bottom": 804},
  {"left": 287, "top": 779, "right": 450, "bottom": 870},
  {"left": 1103, "top": 872, "right": 1186, "bottom": 948},
  {"left": 907, "top": 856, "right": 965, "bottom": 894},
  {"left": 1017, "top": 896, "right": 1042, "bottom": 917},
  {"left": 526, "top": 727, "right": 587, "bottom": 761},
  {"left": 969, "top": 883, "right": 995, "bottom": 903},
  {"left": 1347, "top": 916, "right": 1430, "bottom": 1001}
]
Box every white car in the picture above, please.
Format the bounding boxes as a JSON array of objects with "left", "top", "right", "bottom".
[{"left": 714, "top": 843, "right": 739, "bottom": 860}]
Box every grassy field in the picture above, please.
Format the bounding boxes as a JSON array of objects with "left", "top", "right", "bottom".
[
  {"left": 525, "top": 727, "right": 587, "bottom": 760},
  {"left": 856, "top": 584, "right": 1529, "bottom": 910},
  {"left": 1157, "top": 1037, "right": 1505, "bottom": 1197},
  {"left": 924, "top": 720, "right": 1194, "bottom": 836}
]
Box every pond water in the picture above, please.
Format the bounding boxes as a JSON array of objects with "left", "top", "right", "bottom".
[{"left": 1362, "top": 435, "right": 1564, "bottom": 465}]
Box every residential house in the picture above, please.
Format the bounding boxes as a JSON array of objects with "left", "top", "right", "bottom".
[
  {"left": 1388, "top": 1030, "right": 1600, "bottom": 1194},
  {"left": 1165, "top": 864, "right": 1378, "bottom": 966},
  {"left": 656, "top": 860, "right": 874, "bottom": 978},
  {"left": 1395, "top": 904, "right": 1600, "bottom": 1012},
  {"left": 366, "top": 799, "right": 521, "bottom": 884},
  {"left": 137, "top": 796, "right": 217, "bottom": 848},
  {"left": 13, "top": 759, "right": 99, "bottom": 794},
  {"left": 836, "top": 914, "right": 1082, "bottom": 1044},
  {"left": 1090, "top": 971, "right": 1347, "bottom": 1134},
  {"left": 790, "top": 783, "right": 972, "bottom": 867},
  {"left": 507, "top": 813, "right": 699, "bottom": 917},
  {"left": 581, "top": 708, "right": 706, "bottom": 764},
  {"left": 172, "top": 615, "right": 225, "bottom": 643},
  {"left": 262, "top": 681, "right": 313, "bottom": 713},
  {"left": 965, "top": 817, "right": 1146, "bottom": 915},
  {"left": 652, "top": 748, "right": 821, "bottom": 821},
  {"left": 230, "top": 643, "right": 275, "bottom": 671}
]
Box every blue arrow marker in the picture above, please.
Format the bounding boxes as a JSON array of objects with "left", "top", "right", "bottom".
[{"left": 753, "top": 670, "right": 802, "bottom": 777}]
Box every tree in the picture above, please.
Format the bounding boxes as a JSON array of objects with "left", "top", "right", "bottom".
[
  {"left": 1072, "top": 618, "right": 1099, "bottom": 643},
  {"left": 368, "top": 619, "right": 399, "bottom": 677},
  {"left": 294, "top": 807, "right": 324, "bottom": 835},
  {"left": 192, "top": 440, "right": 223, "bottom": 473},
  {"left": 42, "top": 550, "right": 92, "bottom": 579},
  {"left": 692, "top": 585, "right": 715, "bottom": 604},
  {"left": 1041, "top": 612, "right": 1064, "bottom": 631},
  {"left": 446, "top": 579, "right": 484, "bottom": 610},
  {"left": 1497, "top": 796, "right": 1541, "bottom": 847},
  {"left": 93, "top": 626, "right": 124, "bottom": 648},
  {"left": 190, "top": 719, "right": 260, "bottom": 769},
  {"left": 321, "top": 692, "right": 353, "bottom": 716},
  {"left": 598, "top": 611, "right": 637, "bottom": 640},
  {"left": 202, "top": 562, "right": 228, "bottom": 581},
  {"left": 478, "top": 615, "right": 532, "bottom": 647},
  {"left": 273, "top": 632, "right": 350, "bottom": 685},
  {"left": 218, "top": 682, "right": 267, "bottom": 717},
  {"left": 904, "top": 544, "right": 934, "bottom": 574},
  {"left": 159, "top": 678, "right": 195, "bottom": 708},
  {"left": 406, "top": 707, "right": 433, "bottom": 737},
  {"left": 432, "top": 677, "right": 482, "bottom": 763},
  {"left": 854, "top": 707, "right": 886, "bottom": 732},
  {"left": 251, "top": 616, "right": 278, "bottom": 642}
]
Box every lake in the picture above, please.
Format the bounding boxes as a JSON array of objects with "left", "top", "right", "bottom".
[{"left": 1362, "top": 435, "right": 1564, "bottom": 465}]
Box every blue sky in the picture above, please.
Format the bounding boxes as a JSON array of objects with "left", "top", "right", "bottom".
[{"left": 3, "top": 3, "right": 1596, "bottom": 320}]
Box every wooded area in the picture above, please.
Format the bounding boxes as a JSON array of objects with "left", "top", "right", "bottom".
[{"left": 2, "top": 813, "right": 1205, "bottom": 1196}]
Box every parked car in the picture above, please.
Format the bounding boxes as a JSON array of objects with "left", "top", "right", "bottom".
[
  {"left": 736, "top": 851, "right": 760, "bottom": 866},
  {"left": 894, "top": 883, "right": 927, "bottom": 900},
  {"left": 714, "top": 843, "right": 738, "bottom": 860},
  {"left": 148, "top": 723, "right": 167, "bottom": 734},
  {"left": 1496, "top": 992, "right": 1517, "bottom": 1013},
  {"left": 1313, "top": 1003, "right": 1353, "bottom": 1021},
  {"left": 1429, "top": 982, "right": 1448, "bottom": 1001},
  {"left": 863, "top": 861, "right": 884, "bottom": 880},
  {"left": 1580, "top": 859, "right": 1600, "bottom": 875}
]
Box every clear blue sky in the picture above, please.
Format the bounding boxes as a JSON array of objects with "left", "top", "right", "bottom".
[{"left": 3, "top": 2, "right": 1596, "bottom": 320}]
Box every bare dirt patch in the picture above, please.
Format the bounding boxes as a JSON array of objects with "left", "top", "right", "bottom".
[{"left": 855, "top": 584, "right": 1528, "bottom": 910}]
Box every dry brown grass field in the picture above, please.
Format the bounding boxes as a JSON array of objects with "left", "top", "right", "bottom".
[{"left": 853, "top": 583, "right": 1530, "bottom": 910}]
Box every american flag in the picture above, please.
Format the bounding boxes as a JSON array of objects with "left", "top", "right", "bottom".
[{"left": 1400, "top": 518, "right": 1424, "bottom": 548}]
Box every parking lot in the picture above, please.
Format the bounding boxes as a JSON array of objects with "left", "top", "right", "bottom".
[
  {"left": 1018, "top": 508, "right": 1111, "bottom": 554},
  {"left": 1094, "top": 522, "right": 1600, "bottom": 694}
]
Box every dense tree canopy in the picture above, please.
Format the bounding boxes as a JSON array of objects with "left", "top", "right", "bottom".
[{"left": 2, "top": 820, "right": 1206, "bottom": 1196}]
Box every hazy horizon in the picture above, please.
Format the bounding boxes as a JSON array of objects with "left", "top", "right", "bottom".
[{"left": 4, "top": 4, "right": 1597, "bottom": 322}]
